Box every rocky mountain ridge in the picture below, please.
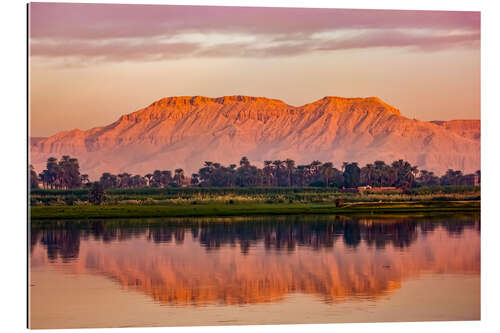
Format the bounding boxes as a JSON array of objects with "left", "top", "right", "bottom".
[{"left": 30, "top": 95, "right": 480, "bottom": 179}]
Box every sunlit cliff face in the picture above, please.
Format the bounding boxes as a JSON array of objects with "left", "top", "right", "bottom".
[
  {"left": 30, "top": 218, "right": 480, "bottom": 306},
  {"left": 29, "top": 96, "right": 481, "bottom": 178}
]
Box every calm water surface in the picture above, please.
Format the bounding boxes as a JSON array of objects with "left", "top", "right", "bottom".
[{"left": 29, "top": 214, "right": 480, "bottom": 329}]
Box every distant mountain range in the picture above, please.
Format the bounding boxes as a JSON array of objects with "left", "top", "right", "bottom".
[{"left": 30, "top": 95, "right": 480, "bottom": 179}]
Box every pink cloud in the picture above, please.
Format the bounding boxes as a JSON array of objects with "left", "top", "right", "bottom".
[
  {"left": 29, "top": 3, "right": 480, "bottom": 39},
  {"left": 318, "top": 31, "right": 480, "bottom": 52},
  {"left": 29, "top": 3, "right": 480, "bottom": 63},
  {"left": 30, "top": 40, "right": 200, "bottom": 62}
]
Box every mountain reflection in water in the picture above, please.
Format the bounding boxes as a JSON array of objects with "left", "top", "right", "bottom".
[{"left": 30, "top": 215, "right": 480, "bottom": 306}]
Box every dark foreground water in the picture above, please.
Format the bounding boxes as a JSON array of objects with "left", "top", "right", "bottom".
[{"left": 29, "top": 214, "right": 480, "bottom": 329}]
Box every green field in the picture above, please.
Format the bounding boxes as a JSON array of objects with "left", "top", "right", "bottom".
[
  {"left": 30, "top": 200, "right": 480, "bottom": 220},
  {"left": 30, "top": 185, "right": 480, "bottom": 204},
  {"left": 29, "top": 186, "right": 480, "bottom": 219}
]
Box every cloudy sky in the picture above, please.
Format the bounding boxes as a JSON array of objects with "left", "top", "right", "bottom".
[{"left": 29, "top": 2, "right": 480, "bottom": 137}]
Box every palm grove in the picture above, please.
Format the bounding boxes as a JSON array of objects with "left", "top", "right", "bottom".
[{"left": 30, "top": 155, "right": 480, "bottom": 191}]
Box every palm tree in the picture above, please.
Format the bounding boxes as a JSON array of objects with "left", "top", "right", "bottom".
[
  {"left": 373, "top": 160, "right": 388, "bottom": 186},
  {"left": 272, "top": 160, "right": 283, "bottom": 186},
  {"left": 29, "top": 165, "right": 39, "bottom": 189},
  {"left": 67, "top": 157, "right": 82, "bottom": 188},
  {"left": 391, "top": 160, "right": 418, "bottom": 188},
  {"left": 45, "top": 157, "right": 60, "bottom": 189},
  {"left": 174, "top": 168, "right": 185, "bottom": 186},
  {"left": 235, "top": 158, "right": 254, "bottom": 187},
  {"left": 227, "top": 164, "right": 237, "bottom": 186},
  {"left": 417, "top": 170, "right": 439, "bottom": 186},
  {"left": 118, "top": 173, "right": 131, "bottom": 188},
  {"left": 99, "top": 172, "right": 118, "bottom": 189},
  {"left": 263, "top": 160, "right": 273, "bottom": 186},
  {"left": 39, "top": 170, "right": 49, "bottom": 189},
  {"left": 309, "top": 160, "right": 322, "bottom": 183},
  {"left": 343, "top": 162, "right": 360, "bottom": 188},
  {"left": 190, "top": 173, "right": 200, "bottom": 186},
  {"left": 161, "top": 170, "right": 172, "bottom": 186},
  {"left": 39, "top": 155, "right": 82, "bottom": 189},
  {"left": 130, "top": 175, "right": 146, "bottom": 188},
  {"left": 81, "top": 174, "right": 89, "bottom": 186},
  {"left": 296, "top": 165, "right": 308, "bottom": 187},
  {"left": 144, "top": 173, "right": 153, "bottom": 187},
  {"left": 284, "top": 159, "right": 296, "bottom": 187},
  {"left": 441, "top": 169, "right": 464, "bottom": 185},
  {"left": 320, "top": 162, "right": 334, "bottom": 187},
  {"left": 361, "top": 163, "right": 375, "bottom": 186},
  {"left": 240, "top": 156, "right": 250, "bottom": 167}
]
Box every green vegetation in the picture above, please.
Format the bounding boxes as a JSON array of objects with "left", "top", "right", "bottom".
[
  {"left": 31, "top": 155, "right": 480, "bottom": 190},
  {"left": 30, "top": 200, "right": 479, "bottom": 220},
  {"left": 30, "top": 184, "right": 480, "bottom": 220},
  {"left": 29, "top": 155, "right": 480, "bottom": 219},
  {"left": 88, "top": 182, "right": 105, "bottom": 205},
  {"left": 30, "top": 185, "right": 480, "bottom": 206},
  {"left": 30, "top": 211, "right": 480, "bottom": 230}
]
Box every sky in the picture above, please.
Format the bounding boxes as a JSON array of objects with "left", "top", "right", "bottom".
[{"left": 29, "top": 2, "right": 480, "bottom": 137}]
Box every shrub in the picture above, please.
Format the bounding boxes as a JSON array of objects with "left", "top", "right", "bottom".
[
  {"left": 64, "top": 194, "right": 78, "bottom": 206},
  {"left": 309, "top": 181, "right": 326, "bottom": 187},
  {"left": 88, "top": 182, "right": 105, "bottom": 205}
]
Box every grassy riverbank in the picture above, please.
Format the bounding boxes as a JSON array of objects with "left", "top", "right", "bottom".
[
  {"left": 30, "top": 200, "right": 480, "bottom": 220},
  {"left": 30, "top": 186, "right": 480, "bottom": 205}
]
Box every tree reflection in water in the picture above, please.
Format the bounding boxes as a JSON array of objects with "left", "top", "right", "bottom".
[
  {"left": 31, "top": 215, "right": 480, "bottom": 259},
  {"left": 30, "top": 214, "right": 480, "bottom": 306}
]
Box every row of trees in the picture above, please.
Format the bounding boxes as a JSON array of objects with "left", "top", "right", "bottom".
[
  {"left": 30, "top": 156, "right": 87, "bottom": 189},
  {"left": 99, "top": 169, "right": 186, "bottom": 189},
  {"left": 191, "top": 157, "right": 479, "bottom": 189},
  {"left": 30, "top": 156, "right": 480, "bottom": 190}
]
